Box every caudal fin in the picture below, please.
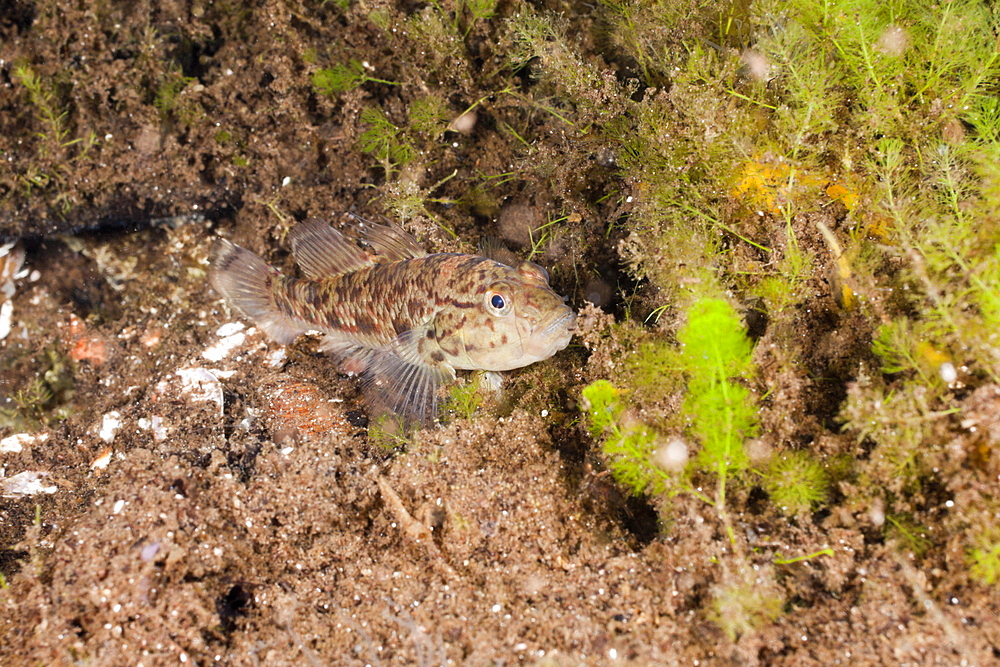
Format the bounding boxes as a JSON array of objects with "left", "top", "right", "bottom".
[{"left": 209, "top": 238, "right": 309, "bottom": 344}]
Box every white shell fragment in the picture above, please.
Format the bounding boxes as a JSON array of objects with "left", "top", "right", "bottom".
[
  {"left": 265, "top": 348, "right": 287, "bottom": 368},
  {"left": 202, "top": 328, "right": 246, "bottom": 362},
  {"left": 1, "top": 432, "right": 48, "bottom": 454},
  {"left": 215, "top": 321, "right": 246, "bottom": 338},
  {"left": 91, "top": 447, "right": 113, "bottom": 470},
  {"left": 0, "top": 299, "right": 13, "bottom": 341},
  {"left": 1, "top": 470, "right": 57, "bottom": 497},
  {"left": 0, "top": 241, "right": 25, "bottom": 299},
  {"left": 169, "top": 367, "right": 225, "bottom": 412},
  {"left": 99, "top": 411, "right": 123, "bottom": 443}
]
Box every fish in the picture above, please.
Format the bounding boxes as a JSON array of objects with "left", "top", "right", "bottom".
[{"left": 209, "top": 217, "right": 576, "bottom": 425}]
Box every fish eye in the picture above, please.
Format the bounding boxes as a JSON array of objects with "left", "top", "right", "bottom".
[{"left": 485, "top": 289, "right": 512, "bottom": 316}]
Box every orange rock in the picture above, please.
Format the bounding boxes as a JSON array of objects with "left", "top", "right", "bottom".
[
  {"left": 263, "top": 377, "right": 353, "bottom": 441},
  {"left": 70, "top": 336, "right": 109, "bottom": 365}
]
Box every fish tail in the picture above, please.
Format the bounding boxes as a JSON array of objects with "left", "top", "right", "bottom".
[{"left": 209, "top": 238, "right": 308, "bottom": 344}]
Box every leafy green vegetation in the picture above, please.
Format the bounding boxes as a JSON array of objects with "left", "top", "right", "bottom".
[
  {"left": 445, "top": 377, "right": 484, "bottom": 421},
  {"left": 358, "top": 107, "right": 416, "bottom": 175},
  {"left": 581, "top": 379, "right": 666, "bottom": 496},
  {"left": 550, "top": 0, "right": 1000, "bottom": 637},
  {"left": 583, "top": 298, "right": 759, "bottom": 527},
  {"left": 154, "top": 68, "right": 196, "bottom": 124},
  {"left": 676, "top": 298, "right": 757, "bottom": 497},
  {"left": 709, "top": 571, "right": 784, "bottom": 641},
  {"left": 10, "top": 63, "right": 97, "bottom": 214}
]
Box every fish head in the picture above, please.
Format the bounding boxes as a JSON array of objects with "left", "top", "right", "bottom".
[{"left": 447, "top": 260, "right": 576, "bottom": 372}]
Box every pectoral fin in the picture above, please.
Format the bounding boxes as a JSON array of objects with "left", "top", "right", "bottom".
[{"left": 360, "top": 325, "right": 454, "bottom": 426}]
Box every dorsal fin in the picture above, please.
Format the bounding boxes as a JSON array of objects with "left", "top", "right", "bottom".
[
  {"left": 289, "top": 218, "right": 376, "bottom": 279},
  {"left": 478, "top": 236, "right": 520, "bottom": 267},
  {"left": 353, "top": 218, "right": 428, "bottom": 261}
]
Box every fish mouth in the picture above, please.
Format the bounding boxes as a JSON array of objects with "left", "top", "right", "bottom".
[
  {"left": 526, "top": 307, "right": 576, "bottom": 357},
  {"left": 546, "top": 308, "right": 577, "bottom": 337}
]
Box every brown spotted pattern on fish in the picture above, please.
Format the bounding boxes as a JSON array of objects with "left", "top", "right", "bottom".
[{"left": 209, "top": 218, "right": 576, "bottom": 425}]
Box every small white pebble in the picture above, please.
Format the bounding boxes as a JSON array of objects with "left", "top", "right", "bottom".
[
  {"left": 654, "top": 437, "right": 689, "bottom": 472},
  {"left": 112, "top": 499, "right": 125, "bottom": 514},
  {"left": 939, "top": 362, "right": 957, "bottom": 384}
]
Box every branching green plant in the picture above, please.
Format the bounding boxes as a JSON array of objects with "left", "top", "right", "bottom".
[
  {"left": 525, "top": 215, "right": 567, "bottom": 262},
  {"left": 752, "top": 219, "right": 813, "bottom": 314},
  {"left": 407, "top": 95, "right": 451, "bottom": 140},
  {"left": 677, "top": 299, "right": 757, "bottom": 508},
  {"left": 12, "top": 64, "right": 72, "bottom": 153},
  {"left": 444, "top": 378, "right": 483, "bottom": 421},
  {"left": 583, "top": 298, "right": 759, "bottom": 540},
  {"left": 312, "top": 60, "right": 399, "bottom": 96},
  {"left": 0, "top": 344, "right": 76, "bottom": 431},
  {"left": 10, "top": 62, "right": 99, "bottom": 215},
  {"left": 506, "top": 8, "right": 634, "bottom": 123},
  {"left": 887, "top": 513, "right": 934, "bottom": 559},
  {"left": 378, "top": 170, "right": 459, "bottom": 236},
  {"left": 709, "top": 569, "right": 784, "bottom": 641},
  {"left": 449, "top": 0, "right": 498, "bottom": 38},
  {"left": 581, "top": 379, "right": 667, "bottom": 496},
  {"left": 358, "top": 107, "right": 415, "bottom": 175},
  {"left": 599, "top": 0, "right": 741, "bottom": 88}
]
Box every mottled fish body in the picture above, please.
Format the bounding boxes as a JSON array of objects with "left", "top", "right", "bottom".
[{"left": 210, "top": 218, "right": 575, "bottom": 424}]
